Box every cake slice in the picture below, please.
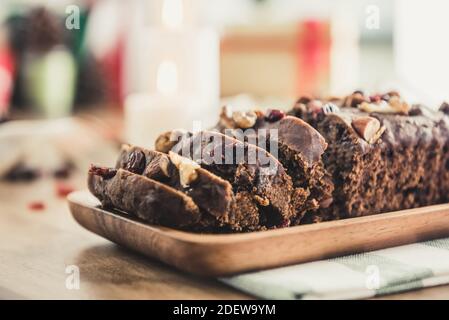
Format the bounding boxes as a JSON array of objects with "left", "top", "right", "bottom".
[
  {"left": 169, "top": 130, "right": 297, "bottom": 228},
  {"left": 115, "top": 145, "right": 260, "bottom": 231},
  {"left": 88, "top": 166, "right": 201, "bottom": 229},
  {"left": 213, "top": 107, "right": 334, "bottom": 223}
]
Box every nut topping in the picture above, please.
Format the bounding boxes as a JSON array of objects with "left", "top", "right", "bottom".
[
  {"left": 369, "top": 125, "right": 386, "bottom": 144},
  {"left": 232, "top": 111, "right": 257, "bottom": 128},
  {"left": 388, "top": 96, "right": 410, "bottom": 114},
  {"left": 159, "top": 156, "right": 171, "bottom": 177},
  {"left": 359, "top": 101, "right": 389, "bottom": 113},
  {"left": 358, "top": 98, "right": 410, "bottom": 115},
  {"left": 344, "top": 92, "right": 366, "bottom": 108},
  {"left": 351, "top": 116, "right": 384, "bottom": 143},
  {"left": 168, "top": 151, "right": 200, "bottom": 187},
  {"left": 218, "top": 105, "right": 235, "bottom": 129},
  {"left": 155, "top": 131, "right": 174, "bottom": 153},
  {"left": 155, "top": 129, "right": 190, "bottom": 153}
]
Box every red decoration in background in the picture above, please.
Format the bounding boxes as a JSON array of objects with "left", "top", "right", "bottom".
[
  {"left": 0, "top": 45, "right": 16, "bottom": 116},
  {"left": 55, "top": 182, "right": 75, "bottom": 198},
  {"left": 296, "top": 20, "right": 330, "bottom": 96},
  {"left": 100, "top": 36, "right": 125, "bottom": 107}
]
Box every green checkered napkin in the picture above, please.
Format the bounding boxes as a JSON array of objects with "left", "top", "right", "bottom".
[{"left": 222, "top": 238, "right": 449, "bottom": 299}]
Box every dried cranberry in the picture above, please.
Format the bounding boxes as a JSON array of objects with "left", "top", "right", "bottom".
[
  {"left": 89, "top": 165, "right": 117, "bottom": 179},
  {"left": 277, "top": 219, "right": 291, "bottom": 228},
  {"left": 29, "top": 201, "right": 45, "bottom": 211},
  {"left": 265, "top": 109, "right": 285, "bottom": 122},
  {"left": 369, "top": 95, "right": 381, "bottom": 103},
  {"left": 124, "top": 150, "right": 145, "bottom": 174}
]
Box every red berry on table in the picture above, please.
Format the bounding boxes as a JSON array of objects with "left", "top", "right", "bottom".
[{"left": 29, "top": 201, "right": 45, "bottom": 211}]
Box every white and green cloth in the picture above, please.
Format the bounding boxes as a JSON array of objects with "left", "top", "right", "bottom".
[{"left": 222, "top": 238, "right": 449, "bottom": 299}]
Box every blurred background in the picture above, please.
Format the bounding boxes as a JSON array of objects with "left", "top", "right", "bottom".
[{"left": 1, "top": 0, "right": 449, "bottom": 184}]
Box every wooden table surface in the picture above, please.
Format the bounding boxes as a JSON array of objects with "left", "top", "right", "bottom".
[{"left": 1, "top": 175, "right": 449, "bottom": 300}]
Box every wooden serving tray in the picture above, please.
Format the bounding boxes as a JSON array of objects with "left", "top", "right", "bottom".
[{"left": 68, "top": 190, "right": 449, "bottom": 277}]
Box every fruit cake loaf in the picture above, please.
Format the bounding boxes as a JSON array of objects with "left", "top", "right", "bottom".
[
  {"left": 289, "top": 91, "right": 449, "bottom": 219},
  {"left": 213, "top": 107, "right": 334, "bottom": 223}
]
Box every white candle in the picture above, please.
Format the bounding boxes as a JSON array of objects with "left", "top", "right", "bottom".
[
  {"left": 124, "top": 92, "right": 202, "bottom": 148},
  {"left": 125, "top": 26, "right": 219, "bottom": 110},
  {"left": 123, "top": 0, "right": 220, "bottom": 147}
]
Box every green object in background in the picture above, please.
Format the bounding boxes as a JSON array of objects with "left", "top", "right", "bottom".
[
  {"left": 25, "top": 47, "right": 76, "bottom": 118},
  {"left": 72, "top": 9, "right": 89, "bottom": 60}
]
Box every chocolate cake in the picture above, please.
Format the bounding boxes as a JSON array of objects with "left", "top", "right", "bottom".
[
  {"left": 88, "top": 166, "right": 202, "bottom": 229},
  {"left": 115, "top": 144, "right": 260, "bottom": 231},
  {"left": 289, "top": 91, "right": 449, "bottom": 219},
  {"left": 170, "top": 131, "right": 299, "bottom": 228},
  {"left": 87, "top": 89, "right": 449, "bottom": 233},
  {"left": 213, "top": 107, "right": 334, "bottom": 223}
]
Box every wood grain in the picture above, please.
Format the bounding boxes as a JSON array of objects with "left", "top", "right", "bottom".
[
  {"left": 0, "top": 178, "right": 248, "bottom": 300},
  {"left": 69, "top": 190, "right": 449, "bottom": 277}
]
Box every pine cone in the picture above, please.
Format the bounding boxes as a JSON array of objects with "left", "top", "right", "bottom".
[{"left": 25, "top": 7, "right": 63, "bottom": 52}]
